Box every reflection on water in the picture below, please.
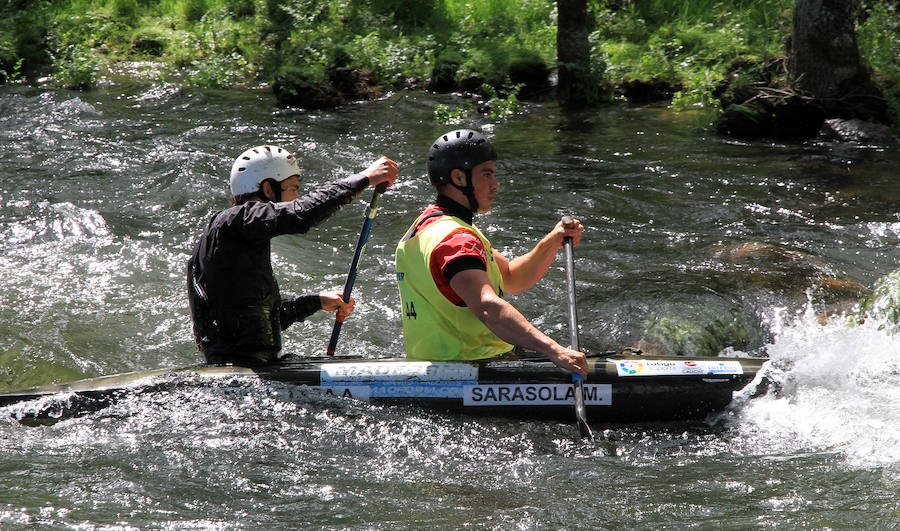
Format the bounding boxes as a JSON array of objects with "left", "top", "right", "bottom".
[{"left": 0, "top": 84, "right": 898, "bottom": 528}]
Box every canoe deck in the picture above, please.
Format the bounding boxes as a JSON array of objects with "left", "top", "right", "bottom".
[{"left": 0, "top": 354, "right": 767, "bottom": 424}]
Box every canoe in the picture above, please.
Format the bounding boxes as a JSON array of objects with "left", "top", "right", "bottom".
[{"left": 0, "top": 352, "right": 767, "bottom": 424}]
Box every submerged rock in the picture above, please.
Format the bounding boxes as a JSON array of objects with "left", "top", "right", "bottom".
[
  {"left": 634, "top": 241, "right": 874, "bottom": 356},
  {"left": 711, "top": 241, "right": 869, "bottom": 320},
  {"left": 637, "top": 307, "right": 760, "bottom": 357}
]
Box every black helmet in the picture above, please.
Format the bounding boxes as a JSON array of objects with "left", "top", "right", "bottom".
[{"left": 427, "top": 129, "right": 497, "bottom": 186}]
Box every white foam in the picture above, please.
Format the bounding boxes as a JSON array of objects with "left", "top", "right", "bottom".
[{"left": 730, "top": 307, "right": 900, "bottom": 472}]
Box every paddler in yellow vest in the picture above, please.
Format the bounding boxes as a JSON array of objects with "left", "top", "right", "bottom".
[{"left": 395, "top": 129, "right": 588, "bottom": 377}]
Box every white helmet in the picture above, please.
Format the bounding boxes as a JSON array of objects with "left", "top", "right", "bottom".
[{"left": 229, "top": 145, "right": 300, "bottom": 196}]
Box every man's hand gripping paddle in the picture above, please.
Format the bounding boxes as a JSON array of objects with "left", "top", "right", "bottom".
[
  {"left": 562, "top": 215, "right": 594, "bottom": 440},
  {"left": 326, "top": 182, "right": 388, "bottom": 356}
]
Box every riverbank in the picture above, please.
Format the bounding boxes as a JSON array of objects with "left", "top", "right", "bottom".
[{"left": 1, "top": 0, "right": 898, "bottom": 134}]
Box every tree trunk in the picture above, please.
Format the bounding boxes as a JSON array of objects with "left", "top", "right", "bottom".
[
  {"left": 789, "top": 0, "right": 886, "bottom": 120},
  {"left": 557, "top": 0, "right": 591, "bottom": 104}
]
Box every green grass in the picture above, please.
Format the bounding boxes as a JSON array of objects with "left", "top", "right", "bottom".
[
  {"left": 0, "top": 0, "right": 895, "bottom": 125},
  {"left": 592, "top": 0, "right": 793, "bottom": 109}
]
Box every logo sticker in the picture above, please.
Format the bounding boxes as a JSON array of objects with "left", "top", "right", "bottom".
[{"left": 615, "top": 359, "right": 744, "bottom": 377}]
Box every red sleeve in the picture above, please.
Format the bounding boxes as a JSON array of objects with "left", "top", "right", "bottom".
[{"left": 430, "top": 228, "right": 488, "bottom": 305}]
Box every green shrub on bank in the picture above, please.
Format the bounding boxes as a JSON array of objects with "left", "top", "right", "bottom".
[
  {"left": 0, "top": 5, "right": 52, "bottom": 78},
  {"left": 183, "top": 0, "right": 209, "bottom": 22},
  {"left": 0, "top": 30, "right": 17, "bottom": 83},
  {"left": 0, "top": 0, "right": 895, "bottom": 127},
  {"left": 131, "top": 27, "right": 169, "bottom": 57},
  {"left": 112, "top": 0, "right": 139, "bottom": 26},
  {"left": 858, "top": 1, "right": 900, "bottom": 129},
  {"left": 55, "top": 44, "right": 101, "bottom": 90},
  {"left": 0, "top": 0, "right": 798, "bottom": 99},
  {"left": 593, "top": 0, "right": 792, "bottom": 108}
]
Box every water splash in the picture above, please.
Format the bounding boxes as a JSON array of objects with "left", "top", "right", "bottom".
[{"left": 728, "top": 307, "right": 900, "bottom": 474}]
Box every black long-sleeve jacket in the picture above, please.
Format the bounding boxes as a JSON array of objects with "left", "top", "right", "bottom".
[{"left": 187, "top": 174, "right": 369, "bottom": 364}]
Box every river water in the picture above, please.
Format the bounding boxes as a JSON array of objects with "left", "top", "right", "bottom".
[{"left": 0, "top": 83, "right": 898, "bottom": 528}]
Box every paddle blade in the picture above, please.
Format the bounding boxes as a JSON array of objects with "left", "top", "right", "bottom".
[{"left": 572, "top": 373, "right": 594, "bottom": 440}]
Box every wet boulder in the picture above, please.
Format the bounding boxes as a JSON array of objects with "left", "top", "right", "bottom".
[
  {"left": 819, "top": 118, "right": 900, "bottom": 146},
  {"left": 273, "top": 53, "right": 385, "bottom": 110},
  {"left": 857, "top": 268, "right": 900, "bottom": 333},
  {"left": 715, "top": 96, "right": 825, "bottom": 140},
  {"left": 329, "top": 66, "right": 384, "bottom": 102}
]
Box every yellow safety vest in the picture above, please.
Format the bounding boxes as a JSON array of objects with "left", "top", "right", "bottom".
[{"left": 395, "top": 214, "right": 513, "bottom": 360}]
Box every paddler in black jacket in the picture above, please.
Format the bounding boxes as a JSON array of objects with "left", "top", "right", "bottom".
[{"left": 188, "top": 145, "right": 398, "bottom": 365}]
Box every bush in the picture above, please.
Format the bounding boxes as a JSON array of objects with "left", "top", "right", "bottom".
[
  {"left": 15, "top": 25, "right": 52, "bottom": 68},
  {"left": 131, "top": 28, "right": 168, "bottom": 56},
  {"left": 55, "top": 44, "right": 101, "bottom": 90},
  {"left": 858, "top": 2, "right": 900, "bottom": 129},
  {"left": 184, "top": 0, "right": 209, "bottom": 23},
  {"left": 112, "top": 0, "right": 139, "bottom": 26},
  {"left": 507, "top": 49, "right": 550, "bottom": 96},
  {"left": 369, "top": 0, "right": 444, "bottom": 29},
  {"left": 0, "top": 30, "right": 18, "bottom": 81},
  {"left": 429, "top": 49, "right": 463, "bottom": 92},
  {"left": 272, "top": 64, "right": 344, "bottom": 108},
  {"left": 226, "top": 0, "right": 255, "bottom": 18},
  {"left": 343, "top": 31, "right": 429, "bottom": 87}
]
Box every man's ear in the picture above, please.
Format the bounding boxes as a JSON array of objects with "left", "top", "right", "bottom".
[
  {"left": 260, "top": 180, "right": 274, "bottom": 201},
  {"left": 449, "top": 169, "right": 467, "bottom": 187}
]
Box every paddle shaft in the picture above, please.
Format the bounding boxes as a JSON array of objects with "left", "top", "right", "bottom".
[
  {"left": 326, "top": 183, "right": 387, "bottom": 356},
  {"left": 564, "top": 240, "right": 579, "bottom": 352},
  {"left": 562, "top": 216, "right": 593, "bottom": 440}
]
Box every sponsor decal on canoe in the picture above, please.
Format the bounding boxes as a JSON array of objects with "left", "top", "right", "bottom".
[
  {"left": 320, "top": 382, "right": 467, "bottom": 402},
  {"left": 462, "top": 384, "right": 612, "bottom": 406},
  {"left": 614, "top": 359, "right": 744, "bottom": 377},
  {"left": 320, "top": 362, "right": 478, "bottom": 383}
]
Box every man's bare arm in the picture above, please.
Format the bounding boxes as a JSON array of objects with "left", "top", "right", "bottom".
[{"left": 449, "top": 269, "right": 588, "bottom": 377}]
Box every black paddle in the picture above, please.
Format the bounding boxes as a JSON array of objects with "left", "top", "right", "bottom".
[
  {"left": 326, "top": 182, "right": 388, "bottom": 356},
  {"left": 562, "top": 215, "right": 594, "bottom": 440}
]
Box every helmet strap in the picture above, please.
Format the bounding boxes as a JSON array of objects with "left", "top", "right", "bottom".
[{"left": 450, "top": 169, "right": 478, "bottom": 213}]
